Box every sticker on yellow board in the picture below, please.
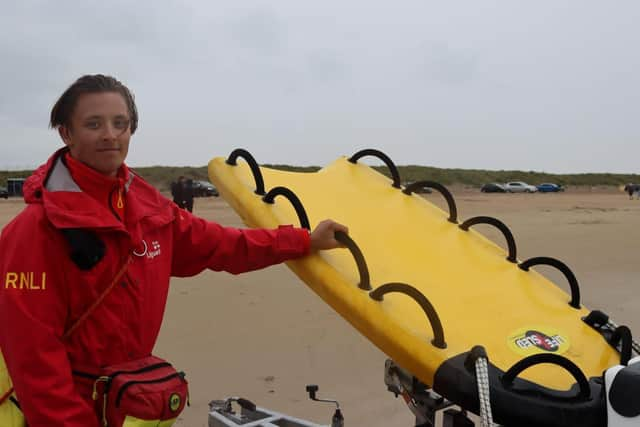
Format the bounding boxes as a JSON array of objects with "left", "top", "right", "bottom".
[{"left": 507, "top": 327, "right": 570, "bottom": 356}]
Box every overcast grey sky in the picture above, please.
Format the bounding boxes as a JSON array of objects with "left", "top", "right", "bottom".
[{"left": 1, "top": 1, "right": 638, "bottom": 173}]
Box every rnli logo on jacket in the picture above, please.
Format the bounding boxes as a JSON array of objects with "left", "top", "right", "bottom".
[
  {"left": 147, "top": 240, "right": 161, "bottom": 260},
  {"left": 4, "top": 272, "right": 47, "bottom": 290},
  {"left": 507, "top": 327, "right": 570, "bottom": 356}
]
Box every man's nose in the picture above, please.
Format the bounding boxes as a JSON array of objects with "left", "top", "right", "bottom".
[{"left": 102, "top": 123, "right": 118, "bottom": 140}]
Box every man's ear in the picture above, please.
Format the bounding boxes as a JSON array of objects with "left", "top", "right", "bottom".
[{"left": 58, "top": 126, "right": 73, "bottom": 147}]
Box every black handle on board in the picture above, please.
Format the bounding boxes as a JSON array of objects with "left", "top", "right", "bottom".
[
  {"left": 262, "top": 186, "right": 311, "bottom": 230},
  {"left": 334, "top": 231, "right": 371, "bottom": 290},
  {"left": 518, "top": 257, "right": 581, "bottom": 309},
  {"left": 403, "top": 181, "right": 458, "bottom": 224},
  {"left": 459, "top": 216, "right": 518, "bottom": 263},
  {"left": 501, "top": 353, "right": 591, "bottom": 400},
  {"left": 348, "top": 149, "right": 402, "bottom": 189},
  {"left": 369, "top": 282, "right": 446, "bottom": 349},
  {"left": 226, "top": 148, "right": 266, "bottom": 195}
]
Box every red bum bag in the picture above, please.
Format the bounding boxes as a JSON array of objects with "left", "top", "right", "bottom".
[
  {"left": 66, "top": 259, "right": 188, "bottom": 426},
  {"left": 74, "top": 355, "right": 189, "bottom": 427}
]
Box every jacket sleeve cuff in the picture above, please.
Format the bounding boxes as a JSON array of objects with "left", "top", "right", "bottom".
[
  {"left": 298, "top": 227, "right": 311, "bottom": 255},
  {"left": 277, "top": 225, "right": 311, "bottom": 258}
]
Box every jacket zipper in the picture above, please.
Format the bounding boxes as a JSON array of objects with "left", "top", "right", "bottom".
[
  {"left": 108, "top": 186, "right": 122, "bottom": 221},
  {"left": 73, "top": 370, "right": 100, "bottom": 380},
  {"left": 72, "top": 361, "right": 172, "bottom": 381},
  {"left": 109, "top": 362, "right": 172, "bottom": 379},
  {"left": 115, "top": 372, "right": 186, "bottom": 407},
  {"left": 116, "top": 188, "right": 124, "bottom": 209}
]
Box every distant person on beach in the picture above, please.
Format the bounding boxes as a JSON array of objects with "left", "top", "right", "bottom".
[
  {"left": 624, "top": 183, "right": 640, "bottom": 200},
  {"left": 171, "top": 175, "right": 193, "bottom": 211},
  {"left": 171, "top": 175, "right": 185, "bottom": 206},
  {"left": 184, "top": 178, "right": 195, "bottom": 212},
  {"left": 0, "top": 74, "right": 348, "bottom": 427}
]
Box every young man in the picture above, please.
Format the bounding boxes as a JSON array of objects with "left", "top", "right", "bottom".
[{"left": 0, "top": 74, "right": 347, "bottom": 426}]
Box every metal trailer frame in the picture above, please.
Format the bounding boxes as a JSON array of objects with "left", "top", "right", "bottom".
[
  {"left": 209, "top": 398, "right": 328, "bottom": 427},
  {"left": 207, "top": 359, "right": 478, "bottom": 427}
]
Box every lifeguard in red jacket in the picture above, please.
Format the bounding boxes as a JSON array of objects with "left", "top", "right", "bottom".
[{"left": 0, "top": 74, "right": 347, "bottom": 426}]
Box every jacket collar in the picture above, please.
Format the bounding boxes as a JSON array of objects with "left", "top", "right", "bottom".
[{"left": 25, "top": 148, "right": 171, "bottom": 231}]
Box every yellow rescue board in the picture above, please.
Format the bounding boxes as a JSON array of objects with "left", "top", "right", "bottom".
[{"left": 208, "top": 154, "right": 619, "bottom": 390}]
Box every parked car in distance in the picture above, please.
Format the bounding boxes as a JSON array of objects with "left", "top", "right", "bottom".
[
  {"left": 536, "top": 183, "right": 564, "bottom": 193},
  {"left": 504, "top": 181, "right": 538, "bottom": 193},
  {"left": 0, "top": 187, "right": 8, "bottom": 199},
  {"left": 192, "top": 180, "right": 219, "bottom": 197},
  {"left": 480, "top": 183, "right": 507, "bottom": 193}
]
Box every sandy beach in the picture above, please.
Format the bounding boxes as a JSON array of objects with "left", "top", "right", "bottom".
[{"left": 1, "top": 190, "right": 638, "bottom": 426}]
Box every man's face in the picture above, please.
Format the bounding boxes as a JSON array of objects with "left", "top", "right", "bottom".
[{"left": 59, "top": 92, "right": 131, "bottom": 176}]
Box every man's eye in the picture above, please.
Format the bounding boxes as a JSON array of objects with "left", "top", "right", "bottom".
[
  {"left": 85, "top": 121, "right": 100, "bottom": 129},
  {"left": 114, "top": 118, "right": 130, "bottom": 129}
]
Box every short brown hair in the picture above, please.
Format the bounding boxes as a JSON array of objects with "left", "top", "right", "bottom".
[{"left": 50, "top": 74, "right": 139, "bottom": 134}]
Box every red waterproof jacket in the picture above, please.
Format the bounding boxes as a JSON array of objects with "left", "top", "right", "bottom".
[{"left": 0, "top": 149, "right": 310, "bottom": 426}]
